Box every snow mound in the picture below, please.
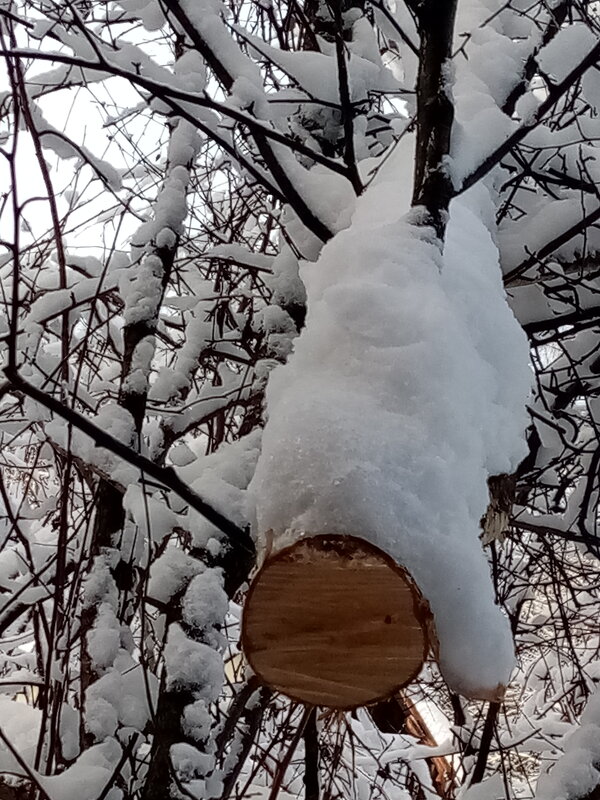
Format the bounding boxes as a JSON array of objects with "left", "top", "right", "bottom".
[{"left": 250, "top": 165, "right": 531, "bottom": 699}]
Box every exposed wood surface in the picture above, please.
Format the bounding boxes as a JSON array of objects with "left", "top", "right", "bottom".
[{"left": 242, "top": 535, "right": 431, "bottom": 709}]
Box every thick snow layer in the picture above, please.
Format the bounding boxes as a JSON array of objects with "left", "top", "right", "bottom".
[
  {"left": 499, "top": 194, "right": 600, "bottom": 276},
  {"left": 537, "top": 24, "right": 599, "bottom": 84},
  {"left": 87, "top": 603, "right": 121, "bottom": 672},
  {"left": 40, "top": 740, "right": 123, "bottom": 800},
  {"left": 0, "top": 696, "right": 41, "bottom": 774},
  {"left": 148, "top": 546, "right": 204, "bottom": 604},
  {"left": 535, "top": 689, "right": 600, "bottom": 799},
  {"left": 461, "top": 774, "right": 505, "bottom": 799},
  {"left": 536, "top": 751, "right": 600, "bottom": 800},
  {"left": 0, "top": 697, "right": 122, "bottom": 799},
  {"left": 450, "top": 0, "right": 540, "bottom": 184},
  {"left": 177, "top": 431, "right": 262, "bottom": 550},
  {"left": 182, "top": 699, "right": 213, "bottom": 744},
  {"left": 165, "top": 623, "right": 224, "bottom": 701},
  {"left": 86, "top": 658, "right": 157, "bottom": 741},
  {"left": 250, "top": 160, "right": 531, "bottom": 698},
  {"left": 243, "top": 35, "right": 397, "bottom": 107},
  {"left": 170, "top": 742, "right": 214, "bottom": 780},
  {"left": 182, "top": 569, "right": 228, "bottom": 634}
]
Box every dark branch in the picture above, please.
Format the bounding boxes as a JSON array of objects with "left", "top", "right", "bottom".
[
  {"left": 412, "top": 0, "right": 458, "bottom": 235},
  {"left": 4, "top": 367, "right": 255, "bottom": 560}
]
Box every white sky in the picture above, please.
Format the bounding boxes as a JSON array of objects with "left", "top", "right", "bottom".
[{"left": 0, "top": 24, "right": 172, "bottom": 258}]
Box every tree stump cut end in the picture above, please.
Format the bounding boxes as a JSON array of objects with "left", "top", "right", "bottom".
[{"left": 242, "top": 535, "right": 431, "bottom": 709}]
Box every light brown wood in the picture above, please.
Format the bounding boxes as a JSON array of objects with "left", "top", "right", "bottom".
[{"left": 242, "top": 535, "right": 431, "bottom": 709}]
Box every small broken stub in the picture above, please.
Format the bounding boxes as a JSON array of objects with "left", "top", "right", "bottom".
[{"left": 241, "top": 534, "right": 432, "bottom": 709}]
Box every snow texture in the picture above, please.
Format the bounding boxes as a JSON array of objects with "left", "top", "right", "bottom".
[
  {"left": 87, "top": 603, "right": 121, "bottom": 672},
  {"left": 121, "top": 118, "right": 202, "bottom": 331},
  {"left": 86, "top": 658, "right": 157, "bottom": 741},
  {"left": 46, "top": 403, "right": 138, "bottom": 489},
  {"left": 536, "top": 689, "right": 600, "bottom": 799},
  {"left": 148, "top": 546, "right": 204, "bottom": 604},
  {"left": 39, "top": 740, "right": 124, "bottom": 800},
  {"left": 182, "top": 569, "right": 229, "bottom": 635},
  {"left": 170, "top": 741, "right": 214, "bottom": 781},
  {"left": 250, "top": 147, "right": 531, "bottom": 699},
  {"left": 182, "top": 699, "right": 213, "bottom": 744},
  {"left": 537, "top": 24, "right": 599, "bottom": 84},
  {"left": 164, "top": 623, "right": 224, "bottom": 701},
  {"left": 461, "top": 774, "right": 505, "bottom": 799},
  {"left": 177, "top": 431, "right": 262, "bottom": 551},
  {"left": 449, "top": 0, "right": 540, "bottom": 184},
  {"left": 0, "top": 696, "right": 122, "bottom": 800},
  {"left": 123, "top": 483, "right": 180, "bottom": 546}
]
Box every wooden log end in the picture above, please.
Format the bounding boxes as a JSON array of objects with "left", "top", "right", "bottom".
[{"left": 242, "top": 534, "right": 432, "bottom": 709}]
